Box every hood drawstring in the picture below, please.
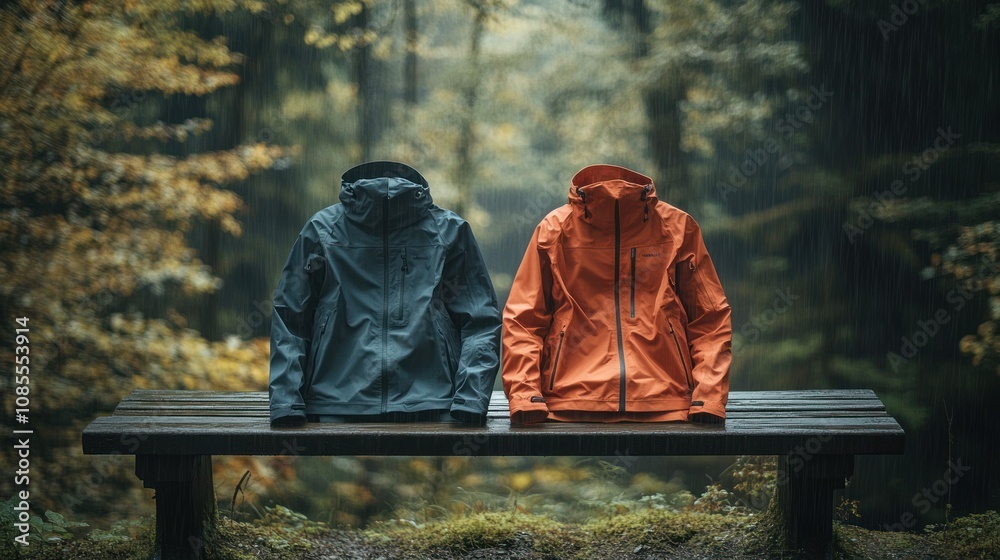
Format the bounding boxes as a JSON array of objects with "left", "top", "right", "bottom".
[
  {"left": 577, "top": 187, "right": 591, "bottom": 219},
  {"left": 641, "top": 184, "right": 652, "bottom": 222}
]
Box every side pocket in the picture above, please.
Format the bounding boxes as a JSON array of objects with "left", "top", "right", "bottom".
[
  {"left": 668, "top": 319, "right": 693, "bottom": 393},
  {"left": 431, "top": 305, "right": 459, "bottom": 375},
  {"left": 548, "top": 330, "right": 565, "bottom": 391},
  {"left": 685, "top": 258, "right": 720, "bottom": 313},
  {"left": 303, "top": 309, "right": 331, "bottom": 398}
]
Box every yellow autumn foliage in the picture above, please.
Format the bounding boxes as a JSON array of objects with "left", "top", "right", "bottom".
[{"left": 0, "top": 0, "right": 287, "bottom": 521}]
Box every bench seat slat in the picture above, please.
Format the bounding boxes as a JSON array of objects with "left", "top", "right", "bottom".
[
  {"left": 112, "top": 409, "right": 891, "bottom": 419},
  {"left": 114, "top": 391, "right": 888, "bottom": 416},
  {"left": 119, "top": 389, "right": 882, "bottom": 401},
  {"left": 109, "top": 409, "right": 894, "bottom": 420},
  {"left": 115, "top": 398, "right": 889, "bottom": 408},
  {"left": 86, "top": 415, "right": 905, "bottom": 429},
  {"left": 88, "top": 388, "right": 905, "bottom": 457},
  {"left": 82, "top": 416, "right": 904, "bottom": 457}
]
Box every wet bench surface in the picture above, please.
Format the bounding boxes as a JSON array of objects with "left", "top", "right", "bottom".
[{"left": 82, "top": 389, "right": 905, "bottom": 559}]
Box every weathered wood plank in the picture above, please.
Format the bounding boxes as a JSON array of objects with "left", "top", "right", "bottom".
[
  {"left": 88, "top": 388, "right": 905, "bottom": 459},
  {"left": 114, "top": 390, "right": 889, "bottom": 416},
  {"left": 119, "top": 389, "right": 882, "bottom": 401},
  {"left": 86, "top": 415, "right": 898, "bottom": 428},
  {"left": 108, "top": 409, "right": 895, "bottom": 420},
  {"left": 83, "top": 417, "right": 905, "bottom": 457},
  {"left": 115, "top": 398, "right": 889, "bottom": 411}
]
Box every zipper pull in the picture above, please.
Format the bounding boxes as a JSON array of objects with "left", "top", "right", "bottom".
[
  {"left": 400, "top": 248, "right": 408, "bottom": 272},
  {"left": 668, "top": 321, "right": 675, "bottom": 334}
]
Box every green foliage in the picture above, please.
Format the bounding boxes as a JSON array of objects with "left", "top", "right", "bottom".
[
  {"left": 0, "top": 509, "right": 322, "bottom": 560},
  {"left": 0, "top": 496, "right": 22, "bottom": 558},
  {"left": 834, "top": 522, "right": 937, "bottom": 559},
  {"left": 370, "top": 508, "right": 752, "bottom": 558},
  {"left": 255, "top": 504, "right": 330, "bottom": 538},
  {"left": 370, "top": 511, "right": 573, "bottom": 555},
  {"left": 0, "top": 497, "right": 88, "bottom": 551},
  {"left": 0, "top": 512, "right": 155, "bottom": 560},
  {"left": 29, "top": 510, "right": 89, "bottom": 544},
  {"left": 926, "top": 511, "right": 1000, "bottom": 559},
  {"left": 205, "top": 514, "right": 316, "bottom": 560}
]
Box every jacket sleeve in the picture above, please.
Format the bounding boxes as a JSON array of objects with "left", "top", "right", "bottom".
[
  {"left": 269, "top": 225, "right": 325, "bottom": 425},
  {"left": 501, "top": 224, "right": 553, "bottom": 424},
  {"left": 444, "top": 221, "right": 502, "bottom": 424},
  {"left": 675, "top": 216, "right": 732, "bottom": 419}
]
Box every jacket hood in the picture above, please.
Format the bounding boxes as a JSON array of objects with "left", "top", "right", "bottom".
[
  {"left": 342, "top": 161, "right": 429, "bottom": 188},
  {"left": 569, "top": 164, "right": 658, "bottom": 227},
  {"left": 340, "top": 161, "right": 432, "bottom": 227}
]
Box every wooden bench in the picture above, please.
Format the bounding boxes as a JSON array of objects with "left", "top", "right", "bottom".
[{"left": 82, "top": 389, "right": 904, "bottom": 559}]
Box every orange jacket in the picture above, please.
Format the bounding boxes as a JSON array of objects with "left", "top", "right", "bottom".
[{"left": 502, "top": 164, "right": 732, "bottom": 424}]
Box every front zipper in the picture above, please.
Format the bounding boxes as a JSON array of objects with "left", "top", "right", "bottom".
[
  {"left": 630, "top": 248, "right": 636, "bottom": 318},
  {"left": 548, "top": 330, "right": 565, "bottom": 391},
  {"left": 614, "top": 200, "right": 626, "bottom": 412},
  {"left": 669, "top": 319, "right": 694, "bottom": 392},
  {"left": 398, "top": 248, "right": 408, "bottom": 321},
  {"left": 381, "top": 191, "right": 390, "bottom": 413}
]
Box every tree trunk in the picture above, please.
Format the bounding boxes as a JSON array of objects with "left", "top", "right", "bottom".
[
  {"left": 354, "top": 4, "right": 388, "bottom": 161},
  {"left": 602, "top": 0, "right": 691, "bottom": 207},
  {"left": 404, "top": 0, "right": 418, "bottom": 105},
  {"left": 452, "top": 2, "right": 487, "bottom": 218}
]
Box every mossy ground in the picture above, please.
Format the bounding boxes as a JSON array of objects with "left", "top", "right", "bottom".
[{"left": 7, "top": 510, "right": 999, "bottom": 559}]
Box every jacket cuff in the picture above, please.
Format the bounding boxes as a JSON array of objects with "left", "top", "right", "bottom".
[
  {"left": 509, "top": 396, "right": 549, "bottom": 425},
  {"left": 270, "top": 405, "right": 306, "bottom": 424},
  {"left": 450, "top": 409, "right": 486, "bottom": 425},
  {"left": 451, "top": 402, "right": 487, "bottom": 425},
  {"left": 689, "top": 400, "right": 726, "bottom": 419}
]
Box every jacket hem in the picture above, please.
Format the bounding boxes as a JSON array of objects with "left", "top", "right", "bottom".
[
  {"left": 304, "top": 398, "right": 455, "bottom": 416},
  {"left": 545, "top": 397, "right": 693, "bottom": 412},
  {"left": 689, "top": 400, "right": 727, "bottom": 418}
]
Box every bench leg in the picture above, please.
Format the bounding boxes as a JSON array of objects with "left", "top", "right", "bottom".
[
  {"left": 135, "top": 455, "right": 216, "bottom": 560},
  {"left": 775, "top": 454, "right": 854, "bottom": 559}
]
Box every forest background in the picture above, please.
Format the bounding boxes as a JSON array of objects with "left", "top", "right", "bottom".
[{"left": 1, "top": 0, "right": 999, "bottom": 537}]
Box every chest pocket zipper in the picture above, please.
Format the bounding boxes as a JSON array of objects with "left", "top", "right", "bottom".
[{"left": 398, "top": 248, "right": 408, "bottom": 321}]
